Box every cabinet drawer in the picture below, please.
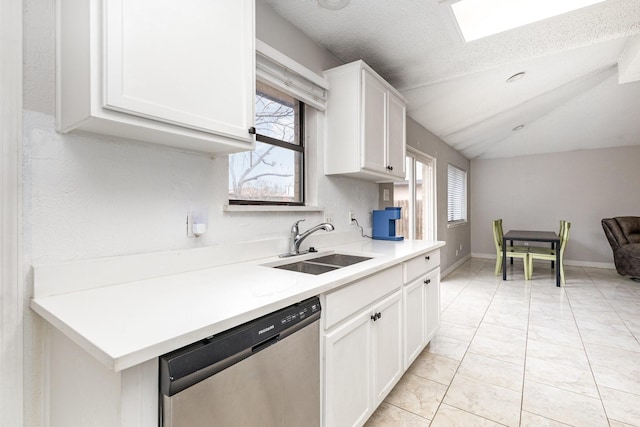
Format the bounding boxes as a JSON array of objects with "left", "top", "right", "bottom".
[
  {"left": 403, "top": 250, "right": 440, "bottom": 284},
  {"left": 324, "top": 265, "right": 401, "bottom": 330}
]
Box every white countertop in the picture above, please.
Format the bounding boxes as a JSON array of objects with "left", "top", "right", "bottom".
[{"left": 31, "top": 239, "right": 444, "bottom": 372}]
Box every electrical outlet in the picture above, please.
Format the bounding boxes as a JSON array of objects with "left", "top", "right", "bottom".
[
  {"left": 456, "top": 249, "right": 459, "bottom": 256},
  {"left": 186, "top": 213, "right": 195, "bottom": 238},
  {"left": 459, "top": 243, "right": 463, "bottom": 250},
  {"left": 348, "top": 210, "right": 355, "bottom": 223}
]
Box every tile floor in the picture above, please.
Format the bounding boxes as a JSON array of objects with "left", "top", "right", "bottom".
[{"left": 365, "top": 258, "right": 640, "bottom": 427}]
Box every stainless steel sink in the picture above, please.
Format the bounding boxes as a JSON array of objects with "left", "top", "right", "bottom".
[
  {"left": 270, "top": 252, "right": 373, "bottom": 275},
  {"left": 274, "top": 261, "right": 341, "bottom": 275},
  {"left": 304, "top": 253, "right": 372, "bottom": 267}
]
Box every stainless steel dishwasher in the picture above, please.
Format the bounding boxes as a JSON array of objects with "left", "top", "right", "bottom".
[{"left": 159, "top": 296, "right": 321, "bottom": 427}]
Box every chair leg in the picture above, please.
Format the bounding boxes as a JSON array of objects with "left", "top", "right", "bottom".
[
  {"left": 527, "top": 256, "right": 533, "bottom": 280},
  {"left": 495, "top": 254, "right": 502, "bottom": 276}
]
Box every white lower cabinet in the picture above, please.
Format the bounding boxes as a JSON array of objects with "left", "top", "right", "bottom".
[
  {"left": 323, "top": 291, "right": 402, "bottom": 427},
  {"left": 372, "top": 292, "right": 403, "bottom": 405},
  {"left": 403, "top": 254, "right": 441, "bottom": 368},
  {"left": 320, "top": 248, "right": 442, "bottom": 427},
  {"left": 403, "top": 276, "right": 425, "bottom": 368},
  {"left": 324, "top": 308, "right": 372, "bottom": 427},
  {"left": 425, "top": 268, "right": 441, "bottom": 342}
]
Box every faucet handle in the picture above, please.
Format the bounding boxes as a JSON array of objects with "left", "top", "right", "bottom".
[{"left": 292, "top": 219, "right": 306, "bottom": 231}]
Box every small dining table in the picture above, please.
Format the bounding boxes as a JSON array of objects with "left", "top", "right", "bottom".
[{"left": 503, "top": 230, "right": 561, "bottom": 287}]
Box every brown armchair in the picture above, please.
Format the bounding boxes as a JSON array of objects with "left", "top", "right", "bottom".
[{"left": 602, "top": 217, "right": 640, "bottom": 279}]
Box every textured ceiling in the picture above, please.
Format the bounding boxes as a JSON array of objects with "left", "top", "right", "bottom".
[{"left": 264, "top": 0, "right": 640, "bottom": 159}]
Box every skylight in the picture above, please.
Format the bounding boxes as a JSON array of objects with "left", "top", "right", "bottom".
[{"left": 450, "top": 0, "right": 606, "bottom": 42}]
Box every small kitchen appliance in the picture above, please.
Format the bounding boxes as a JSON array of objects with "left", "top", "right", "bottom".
[{"left": 372, "top": 207, "right": 404, "bottom": 241}]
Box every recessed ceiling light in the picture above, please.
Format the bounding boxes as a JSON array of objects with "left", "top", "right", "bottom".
[
  {"left": 512, "top": 124, "right": 525, "bottom": 131},
  {"left": 506, "top": 72, "right": 526, "bottom": 83},
  {"left": 318, "top": 0, "right": 350, "bottom": 10},
  {"left": 450, "top": 0, "right": 606, "bottom": 42}
]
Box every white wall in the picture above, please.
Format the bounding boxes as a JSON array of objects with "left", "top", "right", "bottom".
[
  {"left": 470, "top": 145, "right": 640, "bottom": 267},
  {"left": 406, "top": 118, "right": 471, "bottom": 273},
  {"left": 21, "top": 2, "right": 374, "bottom": 425}
]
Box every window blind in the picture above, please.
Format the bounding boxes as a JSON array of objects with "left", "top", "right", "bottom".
[
  {"left": 448, "top": 164, "right": 466, "bottom": 222},
  {"left": 256, "top": 40, "right": 329, "bottom": 111}
]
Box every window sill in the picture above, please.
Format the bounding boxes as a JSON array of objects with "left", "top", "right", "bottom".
[
  {"left": 223, "top": 204, "right": 324, "bottom": 213},
  {"left": 447, "top": 220, "right": 468, "bottom": 229}
]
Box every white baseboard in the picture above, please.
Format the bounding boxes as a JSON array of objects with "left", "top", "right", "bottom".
[{"left": 442, "top": 254, "right": 471, "bottom": 278}]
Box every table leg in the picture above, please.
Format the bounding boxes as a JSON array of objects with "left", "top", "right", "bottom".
[
  {"left": 502, "top": 238, "right": 507, "bottom": 280},
  {"left": 556, "top": 247, "right": 561, "bottom": 287}
]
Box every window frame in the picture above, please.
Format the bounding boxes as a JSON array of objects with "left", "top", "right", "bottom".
[
  {"left": 228, "top": 84, "right": 306, "bottom": 206},
  {"left": 447, "top": 163, "right": 467, "bottom": 226}
]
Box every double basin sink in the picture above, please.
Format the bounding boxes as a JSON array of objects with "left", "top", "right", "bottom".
[{"left": 268, "top": 253, "right": 373, "bottom": 275}]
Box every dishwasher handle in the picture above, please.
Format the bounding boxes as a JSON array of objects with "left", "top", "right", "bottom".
[{"left": 252, "top": 334, "right": 280, "bottom": 353}]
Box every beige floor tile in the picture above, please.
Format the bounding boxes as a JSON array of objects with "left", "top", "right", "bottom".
[
  {"left": 524, "top": 356, "right": 599, "bottom": 398},
  {"left": 522, "top": 380, "right": 608, "bottom": 427},
  {"left": 383, "top": 373, "right": 447, "bottom": 420},
  {"left": 467, "top": 335, "right": 526, "bottom": 366},
  {"left": 425, "top": 335, "right": 469, "bottom": 361},
  {"left": 598, "top": 386, "right": 640, "bottom": 427},
  {"left": 482, "top": 310, "right": 529, "bottom": 331},
  {"left": 527, "top": 323, "right": 584, "bottom": 349},
  {"left": 585, "top": 343, "right": 640, "bottom": 396},
  {"left": 579, "top": 327, "right": 640, "bottom": 353},
  {"left": 458, "top": 352, "right": 524, "bottom": 392},
  {"left": 608, "top": 421, "right": 640, "bottom": 427},
  {"left": 431, "top": 404, "right": 507, "bottom": 427},
  {"left": 475, "top": 323, "right": 527, "bottom": 346},
  {"left": 520, "top": 411, "right": 572, "bottom": 426},
  {"left": 526, "top": 339, "right": 590, "bottom": 371},
  {"left": 443, "top": 374, "right": 522, "bottom": 427},
  {"left": 407, "top": 351, "right": 460, "bottom": 386},
  {"left": 436, "top": 320, "right": 477, "bottom": 343},
  {"left": 364, "top": 402, "right": 430, "bottom": 427}
]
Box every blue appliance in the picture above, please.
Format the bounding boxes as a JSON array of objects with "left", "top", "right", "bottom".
[{"left": 372, "top": 207, "right": 404, "bottom": 241}]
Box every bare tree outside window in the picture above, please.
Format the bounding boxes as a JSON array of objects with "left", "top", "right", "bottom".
[{"left": 229, "top": 82, "right": 304, "bottom": 204}]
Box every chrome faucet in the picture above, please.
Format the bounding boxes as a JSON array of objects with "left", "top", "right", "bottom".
[{"left": 281, "top": 219, "right": 335, "bottom": 257}]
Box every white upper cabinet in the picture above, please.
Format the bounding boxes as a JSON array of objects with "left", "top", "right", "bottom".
[
  {"left": 324, "top": 61, "right": 407, "bottom": 182},
  {"left": 56, "top": 0, "right": 255, "bottom": 154}
]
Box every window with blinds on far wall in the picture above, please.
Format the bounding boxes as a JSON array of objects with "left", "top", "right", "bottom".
[{"left": 448, "top": 164, "right": 467, "bottom": 224}]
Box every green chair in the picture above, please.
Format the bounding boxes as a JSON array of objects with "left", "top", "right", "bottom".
[
  {"left": 528, "top": 222, "right": 571, "bottom": 285},
  {"left": 493, "top": 219, "right": 530, "bottom": 278},
  {"left": 527, "top": 220, "right": 567, "bottom": 257}
]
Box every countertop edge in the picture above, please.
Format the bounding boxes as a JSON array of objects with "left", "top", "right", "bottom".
[{"left": 32, "top": 240, "right": 446, "bottom": 372}]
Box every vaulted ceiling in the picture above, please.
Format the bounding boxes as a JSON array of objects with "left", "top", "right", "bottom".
[{"left": 264, "top": 0, "right": 640, "bottom": 159}]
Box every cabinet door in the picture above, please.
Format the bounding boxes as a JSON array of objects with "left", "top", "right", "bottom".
[
  {"left": 372, "top": 291, "right": 403, "bottom": 405},
  {"left": 324, "top": 309, "right": 372, "bottom": 427},
  {"left": 387, "top": 92, "right": 406, "bottom": 179},
  {"left": 361, "top": 69, "right": 387, "bottom": 174},
  {"left": 425, "top": 268, "right": 441, "bottom": 342},
  {"left": 104, "top": 0, "right": 254, "bottom": 142},
  {"left": 403, "top": 278, "right": 425, "bottom": 369}
]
